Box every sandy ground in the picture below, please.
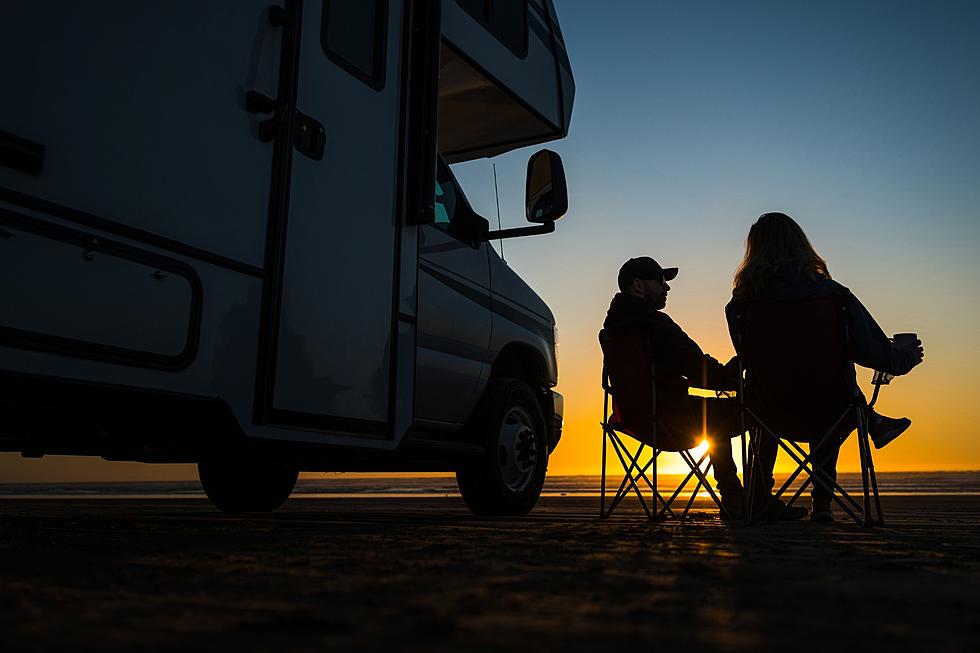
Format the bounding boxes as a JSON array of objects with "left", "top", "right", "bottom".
[{"left": 1, "top": 496, "right": 978, "bottom": 652}]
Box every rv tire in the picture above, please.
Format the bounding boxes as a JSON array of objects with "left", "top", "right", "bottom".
[
  {"left": 456, "top": 378, "right": 548, "bottom": 516},
  {"left": 198, "top": 458, "right": 298, "bottom": 512}
]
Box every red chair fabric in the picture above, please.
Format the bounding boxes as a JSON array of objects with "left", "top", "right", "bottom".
[
  {"left": 732, "top": 296, "right": 883, "bottom": 527},
  {"left": 600, "top": 329, "right": 699, "bottom": 452},
  {"left": 734, "top": 296, "right": 856, "bottom": 442}
]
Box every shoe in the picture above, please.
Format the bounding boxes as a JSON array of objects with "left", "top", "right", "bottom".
[
  {"left": 869, "top": 412, "right": 911, "bottom": 449},
  {"left": 810, "top": 498, "right": 835, "bottom": 523},
  {"left": 720, "top": 491, "right": 744, "bottom": 520},
  {"left": 751, "top": 495, "right": 808, "bottom": 522},
  {"left": 769, "top": 498, "right": 808, "bottom": 522}
]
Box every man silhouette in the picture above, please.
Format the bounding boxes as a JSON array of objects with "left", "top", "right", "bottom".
[{"left": 602, "top": 256, "right": 806, "bottom": 520}]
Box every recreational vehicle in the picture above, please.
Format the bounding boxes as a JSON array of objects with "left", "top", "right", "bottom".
[{"left": 0, "top": 0, "right": 575, "bottom": 514}]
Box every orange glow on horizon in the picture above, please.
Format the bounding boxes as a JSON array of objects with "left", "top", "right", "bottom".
[{"left": 549, "top": 322, "right": 980, "bottom": 476}]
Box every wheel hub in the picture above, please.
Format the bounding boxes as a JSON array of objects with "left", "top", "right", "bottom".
[{"left": 497, "top": 406, "right": 538, "bottom": 492}]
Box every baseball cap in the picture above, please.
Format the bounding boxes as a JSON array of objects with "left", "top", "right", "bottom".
[{"left": 617, "top": 256, "right": 678, "bottom": 291}]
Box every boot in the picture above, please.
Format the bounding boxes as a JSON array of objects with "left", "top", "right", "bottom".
[
  {"left": 749, "top": 490, "right": 808, "bottom": 522},
  {"left": 868, "top": 411, "right": 911, "bottom": 449},
  {"left": 720, "top": 491, "right": 744, "bottom": 520},
  {"left": 810, "top": 497, "right": 835, "bottom": 523}
]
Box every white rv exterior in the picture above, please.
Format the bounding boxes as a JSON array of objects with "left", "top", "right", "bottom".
[{"left": 0, "top": 0, "right": 574, "bottom": 514}]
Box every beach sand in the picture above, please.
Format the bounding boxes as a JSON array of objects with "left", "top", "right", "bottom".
[{"left": 1, "top": 495, "right": 978, "bottom": 652}]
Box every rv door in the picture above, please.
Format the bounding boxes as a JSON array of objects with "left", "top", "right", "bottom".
[{"left": 261, "top": 1, "right": 406, "bottom": 436}]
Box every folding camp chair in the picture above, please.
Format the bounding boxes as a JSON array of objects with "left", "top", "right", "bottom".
[
  {"left": 731, "top": 296, "right": 883, "bottom": 527},
  {"left": 599, "top": 329, "right": 734, "bottom": 520}
]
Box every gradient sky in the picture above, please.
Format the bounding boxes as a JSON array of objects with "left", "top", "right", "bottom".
[
  {"left": 3, "top": 0, "right": 978, "bottom": 481},
  {"left": 454, "top": 0, "right": 980, "bottom": 475}
]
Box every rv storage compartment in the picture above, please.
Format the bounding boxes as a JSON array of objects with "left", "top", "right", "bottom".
[{"left": 0, "top": 218, "right": 198, "bottom": 368}]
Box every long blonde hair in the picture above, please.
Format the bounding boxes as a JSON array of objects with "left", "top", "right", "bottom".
[{"left": 733, "top": 212, "right": 830, "bottom": 299}]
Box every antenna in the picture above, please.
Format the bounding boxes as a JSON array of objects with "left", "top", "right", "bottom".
[{"left": 492, "top": 162, "right": 504, "bottom": 261}]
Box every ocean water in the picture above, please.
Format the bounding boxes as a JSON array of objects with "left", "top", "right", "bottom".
[{"left": 0, "top": 471, "right": 977, "bottom": 499}]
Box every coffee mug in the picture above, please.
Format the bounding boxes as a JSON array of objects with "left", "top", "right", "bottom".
[{"left": 893, "top": 332, "right": 918, "bottom": 348}]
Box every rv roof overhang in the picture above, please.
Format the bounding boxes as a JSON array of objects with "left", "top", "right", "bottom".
[{"left": 438, "top": 1, "right": 574, "bottom": 163}]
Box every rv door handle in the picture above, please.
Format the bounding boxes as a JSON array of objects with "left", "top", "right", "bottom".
[
  {"left": 248, "top": 5, "right": 290, "bottom": 143},
  {"left": 244, "top": 89, "right": 283, "bottom": 142},
  {"left": 258, "top": 116, "right": 281, "bottom": 143},
  {"left": 245, "top": 91, "right": 277, "bottom": 115},
  {"left": 246, "top": 90, "right": 282, "bottom": 141},
  {"left": 244, "top": 93, "right": 283, "bottom": 142}
]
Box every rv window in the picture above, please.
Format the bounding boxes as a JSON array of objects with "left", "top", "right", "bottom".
[
  {"left": 456, "top": 0, "right": 528, "bottom": 57},
  {"left": 435, "top": 166, "right": 458, "bottom": 225},
  {"left": 321, "top": 0, "right": 387, "bottom": 89},
  {"left": 491, "top": 0, "right": 527, "bottom": 54},
  {"left": 457, "top": 0, "right": 489, "bottom": 22}
]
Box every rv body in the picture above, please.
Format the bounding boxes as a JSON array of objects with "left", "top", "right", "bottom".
[{"left": 0, "top": 0, "right": 574, "bottom": 513}]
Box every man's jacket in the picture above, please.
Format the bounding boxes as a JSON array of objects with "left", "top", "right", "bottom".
[{"left": 602, "top": 293, "right": 736, "bottom": 420}]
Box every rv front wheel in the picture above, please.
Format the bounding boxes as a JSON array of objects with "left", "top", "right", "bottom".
[
  {"left": 456, "top": 378, "right": 548, "bottom": 516},
  {"left": 198, "top": 458, "right": 298, "bottom": 512}
]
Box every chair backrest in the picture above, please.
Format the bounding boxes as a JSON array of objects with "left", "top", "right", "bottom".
[
  {"left": 732, "top": 296, "right": 856, "bottom": 440},
  {"left": 599, "top": 329, "right": 656, "bottom": 441}
]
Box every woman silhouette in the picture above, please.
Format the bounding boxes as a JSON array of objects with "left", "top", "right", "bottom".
[{"left": 726, "top": 212, "right": 924, "bottom": 521}]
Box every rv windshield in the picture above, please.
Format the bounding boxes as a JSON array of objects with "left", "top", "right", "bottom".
[{"left": 435, "top": 157, "right": 459, "bottom": 225}]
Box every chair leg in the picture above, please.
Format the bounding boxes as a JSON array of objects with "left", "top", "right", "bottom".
[
  {"left": 604, "top": 433, "right": 638, "bottom": 518},
  {"left": 745, "top": 407, "right": 858, "bottom": 523},
  {"left": 606, "top": 436, "right": 642, "bottom": 516},
  {"left": 640, "top": 454, "right": 676, "bottom": 518},
  {"left": 680, "top": 450, "right": 728, "bottom": 519},
  {"left": 783, "top": 470, "right": 812, "bottom": 509},
  {"left": 602, "top": 429, "right": 655, "bottom": 519},
  {"left": 865, "top": 414, "right": 884, "bottom": 526},
  {"left": 746, "top": 428, "right": 773, "bottom": 524},
  {"left": 605, "top": 436, "right": 677, "bottom": 521},
  {"left": 784, "top": 439, "right": 863, "bottom": 512},
  {"left": 772, "top": 436, "right": 865, "bottom": 525},
  {"left": 607, "top": 435, "right": 653, "bottom": 519},
  {"left": 774, "top": 410, "right": 846, "bottom": 510},
  {"left": 601, "top": 423, "right": 608, "bottom": 518},
  {"left": 758, "top": 405, "right": 857, "bottom": 521},
  {"left": 742, "top": 406, "right": 885, "bottom": 529},
  {"left": 682, "top": 456, "right": 713, "bottom": 519},
  {"left": 669, "top": 451, "right": 708, "bottom": 519},
  {"left": 756, "top": 433, "right": 851, "bottom": 523},
  {"left": 855, "top": 405, "right": 884, "bottom": 528},
  {"left": 788, "top": 437, "right": 863, "bottom": 515},
  {"left": 862, "top": 409, "right": 884, "bottom": 527},
  {"left": 869, "top": 450, "right": 884, "bottom": 527},
  {"left": 741, "top": 428, "right": 748, "bottom": 523},
  {"left": 652, "top": 436, "right": 658, "bottom": 517},
  {"left": 661, "top": 458, "right": 700, "bottom": 517},
  {"left": 609, "top": 450, "right": 657, "bottom": 518},
  {"left": 745, "top": 429, "right": 758, "bottom": 524},
  {"left": 856, "top": 410, "right": 872, "bottom": 528}
]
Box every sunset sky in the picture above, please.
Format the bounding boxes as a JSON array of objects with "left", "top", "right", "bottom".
[
  {"left": 457, "top": 0, "right": 980, "bottom": 475},
  {"left": 3, "top": 0, "right": 978, "bottom": 482}
]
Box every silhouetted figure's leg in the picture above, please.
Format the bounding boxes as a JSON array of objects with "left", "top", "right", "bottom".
[
  {"left": 810, "top": 413, "right": 854, "bottom": 519},
  {"left": 662, "top": 398, "right": 743, "bottom": 493},
  {"left": 751, "top": 430, "right": 778, "bottom": 498},
  {"left": 810, "top": 438, "right": 841, "bottom": 503},
  {"left": 701, "top": 398, "right": 743, "bottom": 495}
]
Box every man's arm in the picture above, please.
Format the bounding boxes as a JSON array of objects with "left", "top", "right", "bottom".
[{"left": 652, "top": 314, "right": 737, "bottom": 390}]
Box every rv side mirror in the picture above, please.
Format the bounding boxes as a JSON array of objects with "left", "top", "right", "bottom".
[
  {"left": 526, "top": 149, "right": 567, "bottom": 224},
  {"left": 481, "top": 149, "right": 567, "bottom": 242}
]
